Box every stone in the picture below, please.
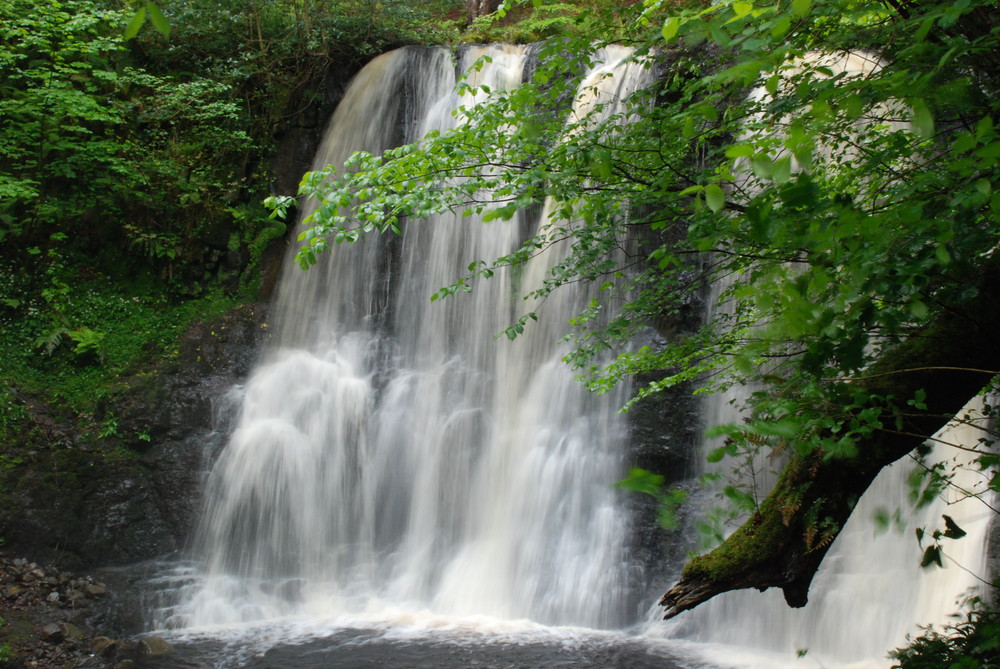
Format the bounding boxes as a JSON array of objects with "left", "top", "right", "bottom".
[
  {"left": 59, "top": 621, "right": 83, "bottom": 640},
  {"left": 136, "top": 636, "right": 172, "bottom": 657},
  {"left": 84, "top": 582, "right": 107, "bottom": 597},
  {"left": 92, "top": 636, "right": 120, "bottom": 658},
  {"left": 40, "top": 622, "right": 65, "bottom": 643}
]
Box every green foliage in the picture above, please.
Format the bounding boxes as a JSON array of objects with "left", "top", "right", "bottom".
[
  {"left": 0, "top": 0, "right": 258, "bottom": 291},
  {"left": 1, "top": 0, "right": 466, "bottom": 315},
  {"left": 289, "top": 0, "right": 1000, "bottom": 476},
  {"left": 0, "top": 0, "right": 475, "bottom": 460},
  {"left": 914, "top": 515, "right": 969, "bottom": 571},
  {"left": 616, "top": 468, "right": 689, "bottom": 531},
  {"left": 99, "top": 415, "right": 119, "bottom": 439},
  {"left": 124, "top": 1, "right": 171, "bottom": 39},
  {"left": 890, "top": 599, "right": 1000, "bottom": 669},
  {"left": 0, "top": 260, "right": 241, "bottom": 446},
  {"left": 465, "top": 2, "right": 577, "bottom": 42}
]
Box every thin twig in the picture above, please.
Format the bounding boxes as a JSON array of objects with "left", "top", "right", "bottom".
[{"left": 828, "top": 367, "right": 1000, "bottom": 382}]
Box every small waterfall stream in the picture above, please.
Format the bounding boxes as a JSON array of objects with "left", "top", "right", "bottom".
[{"left": 153, "top": 44, "right": 994, "bottom": 669}]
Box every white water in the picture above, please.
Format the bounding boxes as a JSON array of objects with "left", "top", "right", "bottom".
[
  {"left": 176, "top": 45, "right": 653, "bottom": 632},
  {"left": 160, "top": 45, "right": 994, "bottom": 669}
]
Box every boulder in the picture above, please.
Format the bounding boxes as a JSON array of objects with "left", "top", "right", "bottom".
[{"left": 136, "top": 636, "right": 173, "bottom": 657}]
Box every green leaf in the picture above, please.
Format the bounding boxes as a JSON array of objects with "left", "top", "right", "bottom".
[
  {"left": 662, "top": 16, "right": 681, "bottom": 41},
  {"left": 772, "top": 155, "right": 792, "bottom": 183},
  {"left": 920, "top": 545, "right": 943, "bottom": 569},
  {"left": 911, "top": 99, "right": 934, "bottom": 139},
  {"left": 725, "top": 144, "right": 755, "bottom": 158},
  {"left": 732, "top": 2, "right": 753, "bottom": 18},
  {"left": 707, "top": 447, "right": 728, "bottom": 463},
  {"left": 914, "top": 17, "right": 935, "bottom": 41},
  {"left": 704, "top": 183, "right": 725, "bottom": 212},
  {"left": 844, "top": 94, "right": 864, "bottom": 119},
  {"left": 771, "top": 16, "right": 791, "bottom": 37},
  {"left": 791, "top": 0, "right": 811, "bottom": 17},
  {"left": 751, "top": 153, "right": 773, "bottom": 178},
  {"left": 615, "top": 467, "right": 665, "bottom": 496},
  {"left": 942, "top": 515, "right": 967, "bottom": 539},
  {"left": 765, "top": 73, "right": 779, "bottom": 96},
  {"left": 591, "top": 148, "right": 613, "bottom": 179},
  {"left": 145, "top": 1, "right": 171, "bottom": 38},
  {"left": 124, "top": 7, "right": 146, "bottom": 40}
]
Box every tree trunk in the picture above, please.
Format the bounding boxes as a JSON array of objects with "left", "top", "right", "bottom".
[
  {"left": 467, "top": 0, "right": 502, "bottom": 21},
  {"left": 660, "top": 255, "right": 1000, "bottom": 618}
]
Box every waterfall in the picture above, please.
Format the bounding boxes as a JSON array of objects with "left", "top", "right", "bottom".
[
  {"left": 160, "top": 42, "right": 994, "bottom": 669},
  {"left": 177, "top": 44, "right": 654, "bottom": 632}
]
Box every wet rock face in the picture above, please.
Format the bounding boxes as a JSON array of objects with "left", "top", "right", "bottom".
[{"left": 0, "top": 304, "right": 269, "bottom": 570}]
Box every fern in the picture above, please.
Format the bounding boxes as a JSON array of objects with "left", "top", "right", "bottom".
[{"left": 34, "top": 326, "right": 68, "bottom": 355}]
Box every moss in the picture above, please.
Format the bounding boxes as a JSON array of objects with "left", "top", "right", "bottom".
[
  {"left": 0, "top": 279, "right": 243, "bottom": 454},
  {"left": 0, "top": 610, "right": 33, "bottom": 666},
  {"left": 681, "top": 459, "right": 819, "bottom": 582},
  {"left": 683, "top": 499, "right": 790, "bottom": 581}
]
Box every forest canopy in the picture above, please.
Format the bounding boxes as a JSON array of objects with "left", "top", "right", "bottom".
[{"left": 285, "top": 0, "right": 1000, "bottom": 616}]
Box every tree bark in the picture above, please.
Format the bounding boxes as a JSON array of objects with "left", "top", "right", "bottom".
[
  {"left": 660, "top": 254, "right": 1000, "bottom": 619},
  {"left": 467, "top": 0, "right": 502, "bottom": 21}
]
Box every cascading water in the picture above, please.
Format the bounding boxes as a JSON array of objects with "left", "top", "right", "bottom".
[
  {"left": 172, "top": 44, "right": 653, "bottom": 634},
  {"left": 151, "top": 43, "right": 994, "bottom": 669}
]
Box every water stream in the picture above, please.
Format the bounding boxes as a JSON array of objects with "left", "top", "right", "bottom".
[{"left": 146, "top": 45, "right": 993, "bottom": 669}]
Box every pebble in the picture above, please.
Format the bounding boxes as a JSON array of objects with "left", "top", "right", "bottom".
[{"left": 0, "top": 555, "right": 125, "bottom": 667}]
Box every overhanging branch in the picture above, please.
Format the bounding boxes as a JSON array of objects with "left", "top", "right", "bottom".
[{"left": 660, "top": 255, "right": 1000, "bottom": 619}]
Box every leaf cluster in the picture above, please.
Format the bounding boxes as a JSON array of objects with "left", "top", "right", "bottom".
[{"left": 890, "top": 597, "right": 1000, "bottom": 669}]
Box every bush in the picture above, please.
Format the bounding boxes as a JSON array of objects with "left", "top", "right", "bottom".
[{"left": 890, "top": 599, "right": 1000, "bottom": 669}]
